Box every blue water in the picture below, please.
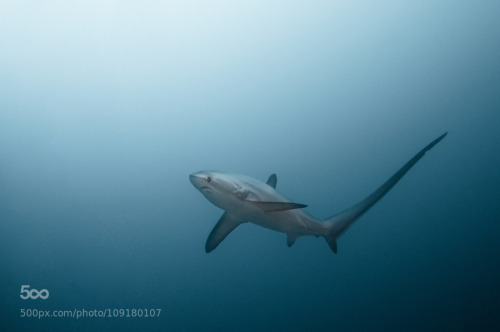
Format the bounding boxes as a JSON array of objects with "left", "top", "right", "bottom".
[{"left": 1, "top": 1, "right": 499, "bottom": 331}]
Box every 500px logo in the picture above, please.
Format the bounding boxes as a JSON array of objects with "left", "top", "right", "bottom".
[{"left": 20, "top": 285, "right": 49, "bottom": 300}]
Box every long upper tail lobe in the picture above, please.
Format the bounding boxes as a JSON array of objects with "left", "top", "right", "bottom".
[{"left": 324, "top": 132, "right": 447, "bottom": 253}]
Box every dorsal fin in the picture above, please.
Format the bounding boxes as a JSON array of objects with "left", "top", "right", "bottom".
[{"left": 266, "top": 174, "right": 277, "bottom": 188}]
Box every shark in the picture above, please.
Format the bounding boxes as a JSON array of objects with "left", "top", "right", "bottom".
[{"left": 190, "top": 132, "right": 447, "bottom": 254}]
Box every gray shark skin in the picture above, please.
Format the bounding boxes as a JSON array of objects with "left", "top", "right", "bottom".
[{"left": 190, "top": 133, "right": 447, "bottom": 254}]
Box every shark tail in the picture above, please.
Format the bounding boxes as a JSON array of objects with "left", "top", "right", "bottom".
[{"left": 322, "top": 132, "right": 447, "bottom": 254}]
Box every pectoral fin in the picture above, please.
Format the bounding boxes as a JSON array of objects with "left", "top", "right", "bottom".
[
  {"left": 205, "top": 212, "right": 244, "bottom": 253},
  {"left": 250, "top": 201, "right": 308, "bottom": 212}
]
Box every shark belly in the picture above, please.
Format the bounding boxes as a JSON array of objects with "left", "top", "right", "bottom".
[{"left": 238, "top": 208, "right": 325, "bottom": 236}]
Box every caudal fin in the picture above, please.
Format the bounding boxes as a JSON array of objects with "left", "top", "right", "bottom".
[
  {"left": 324, "top": 234, "right": 338, "bottom": 253},
  {"left": 323, "top": 132, "right": 447, "bottom": 254}
]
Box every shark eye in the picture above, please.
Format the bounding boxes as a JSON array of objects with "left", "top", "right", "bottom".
[{"left": 206, "top": 176, "right": 212, "bottom": 183}]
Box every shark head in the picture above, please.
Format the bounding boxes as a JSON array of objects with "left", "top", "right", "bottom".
[
  {"left": 190, "top": 170, "right": 308, "bottom": 214},
  {"left": 189, "top": 171, "right": 215, "bottom": 193},
  {"left": 189, "top": 171, "right": 240, "bottom": 210}
]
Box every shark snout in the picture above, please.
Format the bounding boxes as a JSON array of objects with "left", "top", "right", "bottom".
[
  {"left": 190, "top": 172, "right": 209, "bottom": 190},
  {"left": 189, "top": 173, "right": 200, "bottom": 187}
]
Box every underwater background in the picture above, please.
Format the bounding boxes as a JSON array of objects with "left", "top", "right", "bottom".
[{"left": 1, "top": 1, "right": 499, "bottom": 331}]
